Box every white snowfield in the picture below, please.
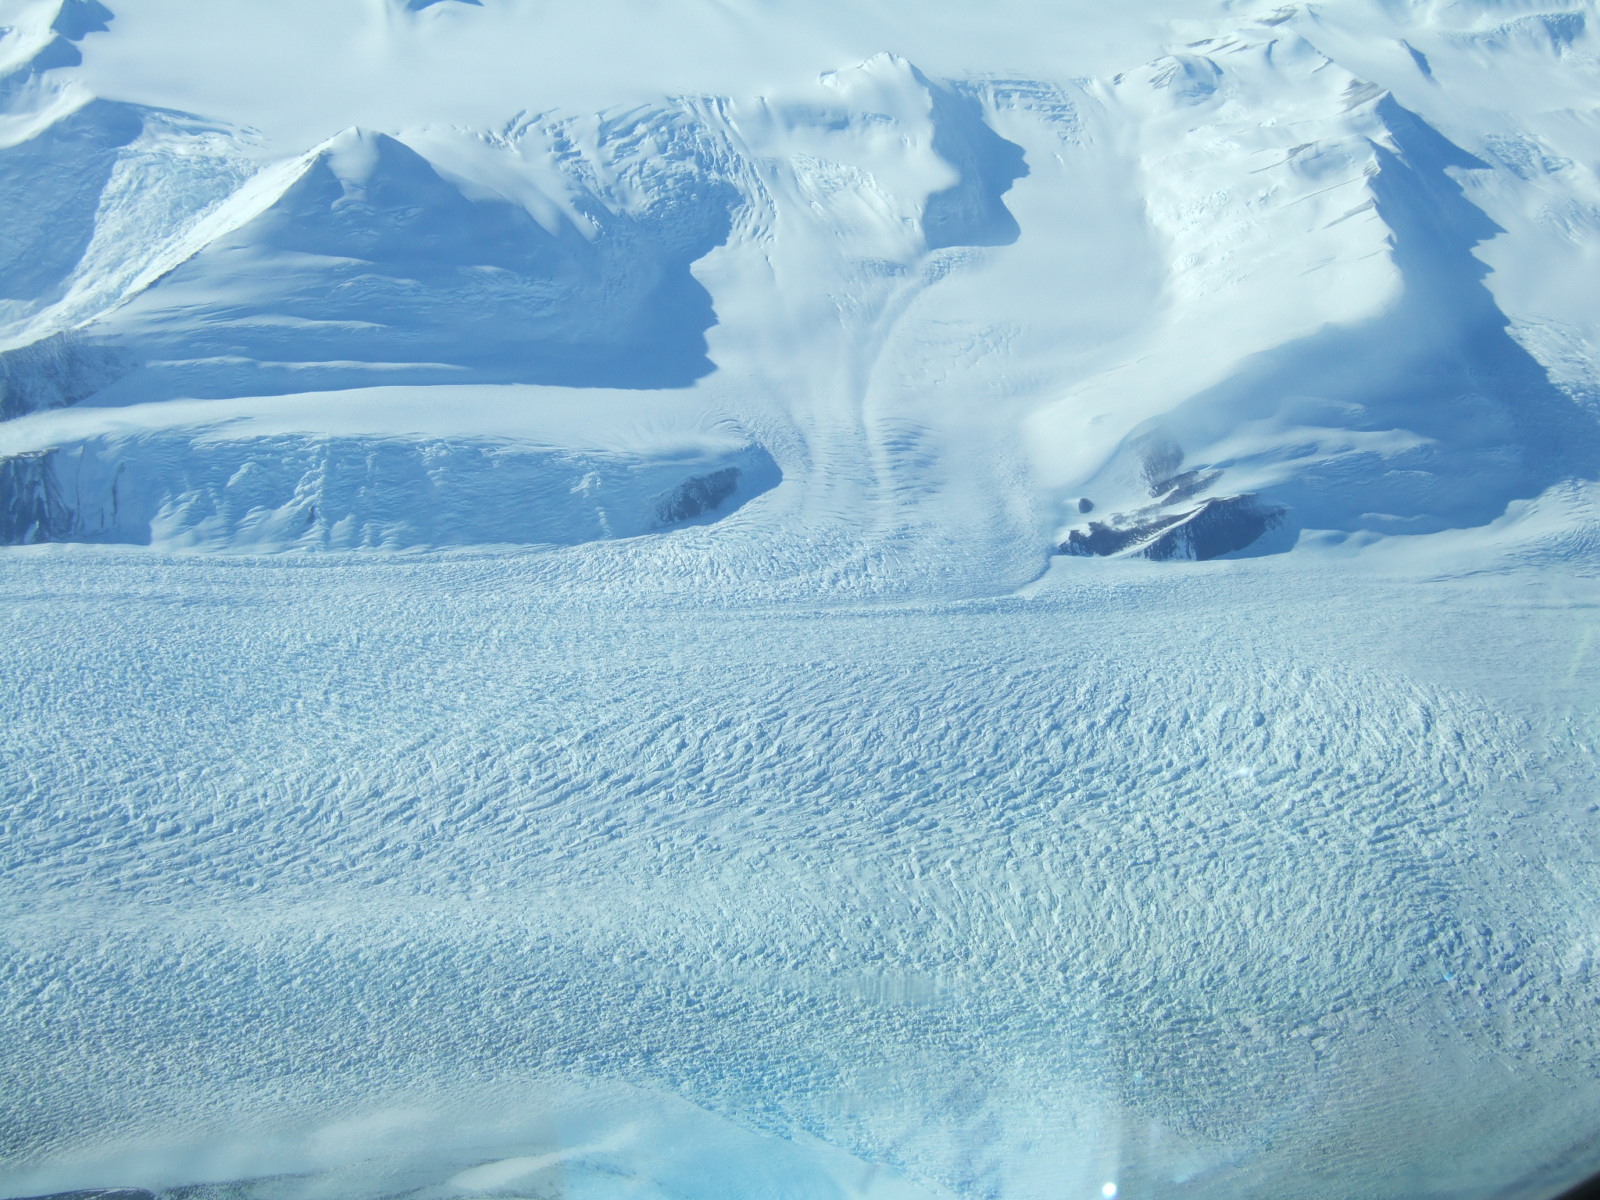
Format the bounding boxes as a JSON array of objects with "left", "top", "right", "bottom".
[{"left": 2, "top": 0, "right": 1600, "bottom": 1197}]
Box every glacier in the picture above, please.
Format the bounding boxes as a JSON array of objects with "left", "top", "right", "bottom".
[{"left": 3, "top": 0, "right": 1600, "bottom": 1197}]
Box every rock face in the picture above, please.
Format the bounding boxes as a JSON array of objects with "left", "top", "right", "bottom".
[
  {"left": 1059, "top": 494, "right": 1284, "bottom": 561},
  {"left": 1139, "top": 494, "right": 1285, "bottom": 561},
  {"left": 1058, "top": 434, "right": 1288, "bottom": 561},
  {"left": 0, "top": 451, "right": 71, "bottom": 543},
  {"left": 654, "top": 466, "right": 742, "bottom": 525}
]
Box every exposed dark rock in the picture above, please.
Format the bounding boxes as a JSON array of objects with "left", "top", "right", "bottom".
[
  {"left": 654, "top": 466, "right": 740, "bottom": 525},
  {"left": 1150, "top": 468, "right": 1220, "bottom": 506},
  {"left": 1076, "top": 496, "right": 1094, "bottom": 514},
  {"left": 0, "top": 450, "right": 73, "bottom": 542},
  {"left": 1059, "top": 512, "right": 1181, "bottom": 558},
  {"left": 1138, "top": 494, "right": 1284, "bottom": 561},
  {"left": 1058, "top": 493, "right": 1284, "bottom": 562}
]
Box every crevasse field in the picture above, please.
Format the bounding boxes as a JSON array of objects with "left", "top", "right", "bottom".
[{"left": 3, "top": 0, "right": 1600, "bottom": 1197}]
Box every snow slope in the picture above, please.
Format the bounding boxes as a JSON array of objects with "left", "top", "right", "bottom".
[{"left": 3, "top": 0, "right": 1600, "bottom": 1197}]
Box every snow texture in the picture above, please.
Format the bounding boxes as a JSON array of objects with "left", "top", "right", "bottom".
[{"left": 2, "top": 0, "right": 1600, "bottom": 1197}]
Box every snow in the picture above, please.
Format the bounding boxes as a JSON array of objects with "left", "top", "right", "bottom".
[
  {"left": 2, "top": 0, "right": 1600, "bottom": 1196},
  {"left": 4, "top": 550, "right": 1600, "bottom": 1200}
]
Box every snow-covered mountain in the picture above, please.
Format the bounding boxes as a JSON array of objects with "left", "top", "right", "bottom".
[
  {"left": 2, "top": 0, "right": 1595, "bottom": 567},
  {"left": 3, "top": 1, "right": 1600, "bottom": 1198}
]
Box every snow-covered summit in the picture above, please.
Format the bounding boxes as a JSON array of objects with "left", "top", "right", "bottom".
[
  {"left": 2, "top": 5, "right": 1590, "bottom": 565},
  {"left": 0, "top": 0, "right": 1589, "bottom": 566}
]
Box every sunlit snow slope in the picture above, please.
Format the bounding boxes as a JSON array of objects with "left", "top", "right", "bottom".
[
  {"left": 3, "top": 0, "right": 1594, "bottom": 569},
  {"left": 3, "top": 0, "right": 1600, "bottom": 1198}
]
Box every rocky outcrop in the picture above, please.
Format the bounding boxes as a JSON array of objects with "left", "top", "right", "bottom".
[
  {"left": 1060, "top": 493, "right": 1285, "bottom": 562},
  {"left": 654, "top": 467, "right": 741, "bottom": 525},
  {"left": 1059, "top": 436, "right": 1287, "bottom": 561},
  {"left": 0, "top": 450, "right": 74, "bottom": 542},
  {"left": 1060, "top": 494, "right": 1284, "bottom": 561}
]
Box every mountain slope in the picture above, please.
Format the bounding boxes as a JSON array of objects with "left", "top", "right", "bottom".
[
  {"left": 1034, "top": 29, "right": 1600, "bottom": 554},
  {"left": 1, "top": 6, "right": 1591, "bottom": 567}
]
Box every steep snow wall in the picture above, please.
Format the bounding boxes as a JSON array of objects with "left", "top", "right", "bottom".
[
  {"left": 0, "top": 329, "right": 127, "bottom": 418},
  {"left": 0, "top": 432, "right": 778, "bottom": 550}
]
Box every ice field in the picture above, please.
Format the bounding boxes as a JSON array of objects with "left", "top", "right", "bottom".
[
  {"left": 6, "top": 542, "right": 1600, "bottom": 1200},
  {"left": 4, "top": 0, "right": 1600, "bottom": 1196}
]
